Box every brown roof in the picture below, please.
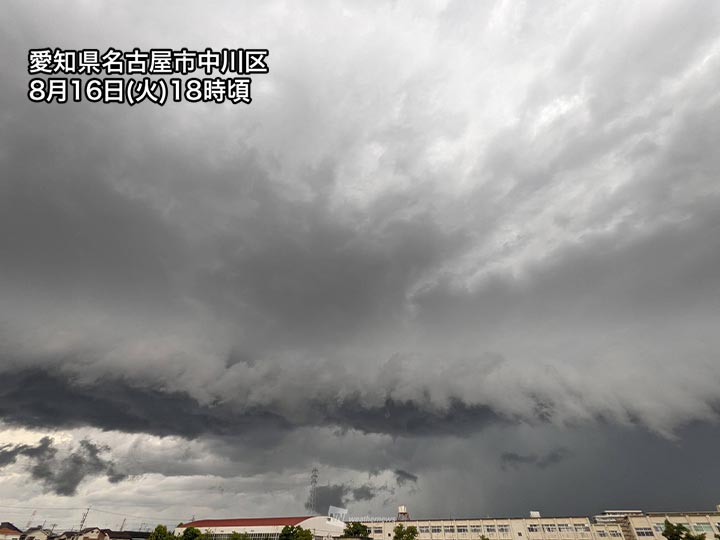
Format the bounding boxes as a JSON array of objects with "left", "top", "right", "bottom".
[
  {"left": 180, "top": 517, "right": 315, "bottom": 529},
  {"left": 0, "top": 529, "right": 21, "bottom": 536}
]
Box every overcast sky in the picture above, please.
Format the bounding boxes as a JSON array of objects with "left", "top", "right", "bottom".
[{"left": 1, "top": 0, "right": 720, "bottom": 530}]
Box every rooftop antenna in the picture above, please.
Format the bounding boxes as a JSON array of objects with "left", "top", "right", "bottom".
[
  {"left": 119, "top": 519, "right": 126, "bottom": 532},
  {"left": 308, "top": 467, "right": 319, "bottom": 515}
]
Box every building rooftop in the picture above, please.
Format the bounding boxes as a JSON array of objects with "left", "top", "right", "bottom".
[{"left": 180, "top": 517, "right": 317, "bottom": 529}]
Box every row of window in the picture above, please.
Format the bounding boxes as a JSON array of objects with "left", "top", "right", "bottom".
[
  {"left": 373, "top": 525, "right": 613, "bottom": 537},
  {"left": 636, "top": 523, "right": 720, "bottom": 537},
  {"left": 413, "top": 526, "right": 514, "bottom": 535},
  {"left": 203, "top": 535, "right": 279, "bottom": 540},
  {"left": 527, "top": 525, "right": 591, "bottom": 534},
  {"left": 596, "top": 531, "right": 622, "bottom": 537}
]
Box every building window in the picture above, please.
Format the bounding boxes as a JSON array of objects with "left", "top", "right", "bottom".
[
  {"left": 374, "top": 528, "right": 383, "bottom": 535},
  {"left": 575, "top": 526, "right": 591, "bottom": 533},
  {"left": 558, "top": 525, "right": 571, "bottom": 533},
  {"left": 432, "top": 527, "right": 442, "bottom": 534},
  {"left": 498, "top": 526, "right": 510, "bottom": 536},
  {"left": 527, "top": 526, "right": 540, "bottom": 534},
  {"left": 544, "top": 526, "right": 557, "bottom": 534},
  {"left": 486, "top": 527, "right": 496, "bottom": 534},
  {"left": 635, "top": 529, "right": 654, "bottom": 537},
  {"left": 444, "top": 527, "right": 455, "bottom": 534},
  {"left": 457, "top": 527, "right": 468, "bottom": 534},
  {"left": 609, "top": 531, "right": 622, "bottom": 537},
  {"left": 470, "top": 526, "right": 483, "bottom": 534},
  {"left": 597, "top": 532, "right": 608, "bottom": 537},
  {"left": 692, "top": 525, "right": 712, "bottom": 533},
  {"left": 420, "top": 527, "right": 430, "bottom": 534}
]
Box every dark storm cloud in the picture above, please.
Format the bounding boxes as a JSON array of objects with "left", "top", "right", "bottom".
[
  {"left": 311, "top": 484, "right": 351, "bottom": 513},
  {"left": 394, "top": 469, "right": 418, "bottom": 487},
  {"left": 306, "top": 481, "right": 388, "bottom": 513},
  {"left": 0, "top": 436, "right": 126, "bottom": 496},
  {"left": 0, "top": 365, "right": 507, "bottom": 438},
  {"left": 500, "top": 448, "right": 571, "bottom": 471},
  {"left": 352, "top": 484, "right": 383, "bottom": 502},
  {"left": 0, "top": 367, "right": 292, "bottom": 439}
]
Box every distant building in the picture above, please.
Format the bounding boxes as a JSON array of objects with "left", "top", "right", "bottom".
[
  {"left": 360, "top": 505, "right": 720, "bottom": 540},
  {"left": 361, "top": 513, "right": 614, "bottom": 540},
  {"left": 175, "top": 516, "right": 346, "bottom": 540},
  {"left": 621, "top": 510, "right": 720, "bottom": 540}
]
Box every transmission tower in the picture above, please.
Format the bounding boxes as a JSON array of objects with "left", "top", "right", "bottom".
[{"left": 308, "top": 467, "right": 319, "bottom": 514}]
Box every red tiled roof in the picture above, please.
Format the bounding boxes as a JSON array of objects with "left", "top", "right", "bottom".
[{"left": 180, "top": 517, "right": 315, "bottom": 529}]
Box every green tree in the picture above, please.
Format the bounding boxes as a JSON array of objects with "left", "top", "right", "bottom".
[
  {"left": 393, "top": 525, "right": 419, "bottom": 540},
  {"left": 343, "top": 523, "right": 371, "bottom": 538},
  {"left": 662, "top": 521, "right": 706, "bottom": 540},
  {"left": 183, "top": 527, "right": 202, "bottom": 540},
  {"left": 279, "top": 526, "right": 313, "bottom": 540},
  {"left": 149, "top": 526, "right": 174, "bottom": 540}
]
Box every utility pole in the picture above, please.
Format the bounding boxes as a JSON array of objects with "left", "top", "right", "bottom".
[
  {"left": 78, "top": 507, "right": 91, "bottom": 538},
  {"left": 25, "top": 510, "right": 37, "bottom": 530}
]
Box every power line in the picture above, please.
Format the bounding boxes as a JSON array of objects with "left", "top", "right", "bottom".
[
  {"left": 0, "top": 504, "right": 186, "bottom": 525},
  {"left": 0, "top": 504, "right": 86, "bottom": 510}
]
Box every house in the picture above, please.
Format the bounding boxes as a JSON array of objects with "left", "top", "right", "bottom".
[
  {"left": 0, "top": 526, "right": 22, "bottom": 540},
  {"left": 22, "top": 528, "right": 53, "bottom": 540},
  {"left": 56, "top": 529, "right": 108, "bottom": 540},
  {"left": 102, "top": 531, "right": 150, "bottom": 540}
]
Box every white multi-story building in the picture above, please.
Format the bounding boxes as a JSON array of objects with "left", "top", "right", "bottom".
[
  {"left": 361, "top": 506, "right": 720, "bottom": 540},
  {"left": 174, "top": 516, "right": 346, "bottom": 540},
  {"left": 362, "top": 513, "right": 621, "bottom": 540}
]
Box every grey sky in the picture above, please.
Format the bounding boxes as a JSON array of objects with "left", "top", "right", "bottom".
[{"left": 1, "top": 0, "right": 719, "bottom": 527}]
